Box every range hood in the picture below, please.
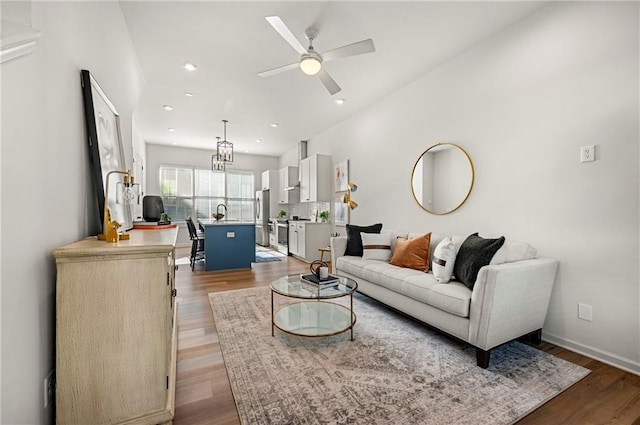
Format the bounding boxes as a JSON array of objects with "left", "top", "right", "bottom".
[{"left": 284, "top": 140, "right": 307, "bottom": 191}]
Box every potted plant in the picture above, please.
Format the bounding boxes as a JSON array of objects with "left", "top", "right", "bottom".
[
  {"left": 278, "top": 210, "right": 287, "bottom": 219},
  {"left": 319, "top": 211, "right": 330, "bottom": 222}
]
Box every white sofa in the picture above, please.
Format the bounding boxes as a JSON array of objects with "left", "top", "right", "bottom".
[{"left": 330, "top": 231, "right": 558, "bottom": 368}]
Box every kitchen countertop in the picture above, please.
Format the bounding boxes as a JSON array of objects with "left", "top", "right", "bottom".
[
  {"left": 198, "top": 219, "right": 255, "bottom": 226},
  {"left": 288, "top": 220, "right": 330, "bottom": 224}
]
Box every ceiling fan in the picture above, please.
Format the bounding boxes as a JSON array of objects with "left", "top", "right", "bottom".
[{"left": 258, "top": 16, "right": 376, "bottom": 95}]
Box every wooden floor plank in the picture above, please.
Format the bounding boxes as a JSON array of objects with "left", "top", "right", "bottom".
[{"left": 172, "top": 246, "right": 640, "bottom": 425}]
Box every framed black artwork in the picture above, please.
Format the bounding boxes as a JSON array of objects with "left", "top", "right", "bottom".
[{"left": 81, "top": 69, "right": 132, "bottom": 232}]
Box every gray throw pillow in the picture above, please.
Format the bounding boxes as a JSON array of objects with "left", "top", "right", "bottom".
[{"left": 454, "top": 233, "right": 505, "bottom": 290}]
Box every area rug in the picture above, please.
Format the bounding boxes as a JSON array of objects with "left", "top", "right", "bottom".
[
  {"left": 255, "top": 251, "right": 282, "bottom": 263},
  {"left": 209, "top": 287, "right": 589, "bottom": 425}
]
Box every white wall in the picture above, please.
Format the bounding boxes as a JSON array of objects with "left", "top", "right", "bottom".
[
  {"left": 298, "top": 2, "right": 640, "bottom": 373},
  {"left": 145, "top": 143, "right": 279, "bottom": 244},
  {"left": 1, "top": 2, "right": 143, "bottom": 423}
]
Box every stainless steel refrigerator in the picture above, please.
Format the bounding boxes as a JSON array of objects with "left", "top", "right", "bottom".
[{"left": 255, "top": 190, "right": 270, "bottom": 247}]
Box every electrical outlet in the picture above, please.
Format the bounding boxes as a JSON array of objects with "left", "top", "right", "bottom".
[
  {"left": 578, "top": 303, "right": 593, "bottom": 322},
  {"left": 44, "top": 369, "right": 55, "bottom": 409},
  {"left": 580, "top": 145, "right": 596, "bottom": 163}
]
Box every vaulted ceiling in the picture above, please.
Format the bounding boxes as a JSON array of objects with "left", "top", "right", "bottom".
[{"left": 120, "top": 1, "right": 546, "bottom": 157}]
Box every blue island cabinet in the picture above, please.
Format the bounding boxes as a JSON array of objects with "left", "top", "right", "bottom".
[{"left": 201, "top": 222, "right": 256, "bottom": 271}]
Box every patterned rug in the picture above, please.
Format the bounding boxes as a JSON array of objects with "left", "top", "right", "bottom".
[
  {"left": 208, "top": 287, "right": 589, "bottom": 425},
  {"left": 254, "top": 251, "right": 282, "bottom": 263}
]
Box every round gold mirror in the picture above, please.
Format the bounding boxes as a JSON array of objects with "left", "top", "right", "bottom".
[{"left": 411, "top": 143, "right": 474, "bottom": 215}]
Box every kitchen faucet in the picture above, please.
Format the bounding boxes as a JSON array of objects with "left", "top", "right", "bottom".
[{"left": 216, "top": 203, "right": 227, "bottom": 217}]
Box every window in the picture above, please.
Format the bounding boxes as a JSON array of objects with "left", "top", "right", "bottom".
[{"left": 159, "top": 166, "right": 254, "bottom": 222}]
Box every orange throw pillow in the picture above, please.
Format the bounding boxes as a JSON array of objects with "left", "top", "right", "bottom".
[{"left": 390, "top": 233, "right": 432, "bottom": 272}]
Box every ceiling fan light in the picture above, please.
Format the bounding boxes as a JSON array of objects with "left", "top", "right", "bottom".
[{"left": 300, "top": 55, "right": 321, "bottom": 75}]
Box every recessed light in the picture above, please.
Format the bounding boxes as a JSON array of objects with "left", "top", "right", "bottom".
[
  {"left": 168, "top": 128, "right": 176, "bottom": 132},
  {"left": 183, "top": 62, "right": 197, "bottom": 71},
  {"left": 270, "top": 123, "right": 279, "bottom": 128},
  {"left": 184, "top": 92, "right": 194, "bottom": 97},
  {"left": 334, "top": 98, "right": 345, "bottom": 105},
  {"left": 172, "top": 142, "right": 177, "bottom": 145},
  {"left": 256, "top": 139, "right": 261, "bottom": 143},
  {"left": 163, "top": 105, "right": 174, "bottom": 111}
]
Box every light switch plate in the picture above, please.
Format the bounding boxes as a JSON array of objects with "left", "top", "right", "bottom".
[
  {"left": 578, "top": 303, "right": 593, "bottom": 321},
  {"left": 580, "top": 145, "right": 595, "bottom": 163}
]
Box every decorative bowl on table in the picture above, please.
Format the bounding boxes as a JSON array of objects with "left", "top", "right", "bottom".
[{"left": 212, "top": 213, "right": 225, "bottom": 221}]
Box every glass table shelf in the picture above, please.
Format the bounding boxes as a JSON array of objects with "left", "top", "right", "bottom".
[{"left": 270, "top": 274, "right": 358, "bottom": 340}]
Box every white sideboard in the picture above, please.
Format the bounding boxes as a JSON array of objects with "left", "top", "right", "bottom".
[{"left": 53, "top": 228, "right": 178, "bottom": 425}]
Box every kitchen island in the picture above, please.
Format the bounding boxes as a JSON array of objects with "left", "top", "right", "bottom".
[{"left": 198, "top": 219, "right": 256, "bottom": 272}]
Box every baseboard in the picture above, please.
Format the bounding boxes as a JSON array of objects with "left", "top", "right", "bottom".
[{"left": 542, "top": 331, "right": 640, "bottom": 376}]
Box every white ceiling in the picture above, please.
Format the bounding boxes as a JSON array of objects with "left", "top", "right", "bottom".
[{"left": 120, "top": 1, "right": 546, "bottom": 158}]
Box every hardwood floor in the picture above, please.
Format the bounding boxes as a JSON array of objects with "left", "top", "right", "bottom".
[{"left": 172, "top": 247, "right": 640, "bottom": 425}]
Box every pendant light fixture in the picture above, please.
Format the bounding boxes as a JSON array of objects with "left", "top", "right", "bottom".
[
  {"left": 217, "top": 119, "right": 234, "bottom": 163},
  {"left": 211, "top": 137, "right": 226, "bottom": 172}
]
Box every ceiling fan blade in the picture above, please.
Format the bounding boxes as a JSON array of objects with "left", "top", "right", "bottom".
[
  {"left": 321, "top": 39, "right": 375, "bottom": 62},
  {"left": 265, "top": 16, "right": 308, "bottom": 55},
  {"left": 257, "top": 62, "right": 299, "bottom": 78},
  {"left": 317, "top": 68, "right": 341, "bottom": 95}
]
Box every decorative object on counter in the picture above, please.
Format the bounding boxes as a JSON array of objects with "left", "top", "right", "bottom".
[
  {"left": 334, "top": 159, "right": 349, "bottom": 192},
  {"left": 311, "top": 208, "right": 318, "bottom": 222},
  {"left": 97, "top": 170, "right": 133, "bottom": 242},
  {"left": 319, "top": 211, "right": 330, "bottom": 222},
  {"left": 160, "top": 212, "right": 172, "bottom": 223},
  {"left": 211, "top": 136, "right": 226, "bottom": 172},
  {"left": 217, "top": 119, "right": 234, "bottom": 163},
  {"left": 142, "top": 195, "right": 165, "bottom": 222},
  {"left": 278, "top": 210, "right": 287, "bottom": 218},
  {"left": 330, "top": 232, "right": 341, "bottom": 237},
  {"left": 81, "top": 69, "right": 132, "bottom": 233},
  {"left": 212, "top": 203, "right": 227, "bottom": 221},
  {"left": 411, "top": 142, "right": 474, "bottom": 215}
]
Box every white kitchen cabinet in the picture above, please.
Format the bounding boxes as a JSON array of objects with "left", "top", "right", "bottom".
[
  {"left": 54, "top": 228, "right": 178, "bottom": 425},
  {"left": 288, "top": 222, "right": 299, "bottom": 255},
  {"left": 261, "top": 169, "right": 278, "bottom": 191},
  {"left": 299, "top": 154, "right": 332, "bottom": 202},
  {"left": 288, "top": 221, "right": 330, "bottom": 262},
  {"left": 278, "top": 166, "right": 299, "bottom": 204}
]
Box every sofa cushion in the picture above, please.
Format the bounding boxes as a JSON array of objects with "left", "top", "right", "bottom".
[
  {"left": 454, "top": 233, "right": 505, "bottom": 290},
  {"left": 432, "top": 237, "right": 457, "bottom": 283},
  {"left": 390, "top": 233, "right": 431, "bottom": 272},
  {"left": 490, "top": 240, "right": 537, "bottom": 265},
  {"left": 345, "top": 223, "right": 383, "bottom": 256},
  {"left": 337, "top": 256, "right": 472, "bottom": 317},
  {"left": 361, "top": 232, "right": 392, "bottom": 261}
]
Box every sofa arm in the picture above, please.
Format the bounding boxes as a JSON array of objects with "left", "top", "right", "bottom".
[
  {"left": 468, "top": 258, "right": 558, "bottom": 350},
  {"left": 330, "top": 236, "right": 348, "bottom": 271}
]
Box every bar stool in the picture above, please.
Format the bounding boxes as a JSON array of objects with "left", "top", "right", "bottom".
[{"left": 186, "top": 217, "right": 205, "bottom": 271}]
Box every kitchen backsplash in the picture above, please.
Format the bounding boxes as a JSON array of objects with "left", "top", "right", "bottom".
[{"left": 281, "top": 202, "right": 331, "bottom": 221}]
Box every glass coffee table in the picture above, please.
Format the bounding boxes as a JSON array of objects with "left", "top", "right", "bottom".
[{"left": 270, "top": 274, "right": 358, "bottom": 341}]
